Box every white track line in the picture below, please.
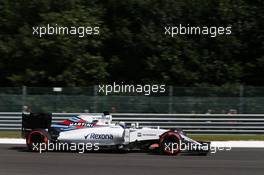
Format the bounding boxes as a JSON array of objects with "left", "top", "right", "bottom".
[
  {"left": 211, "top": 141, "right": 264, "bottom": 148},
  {"left": 0, "top": 139, "right": 264, "bottom": 148},
  {"left": 0, "top": 138, "right": 26, "bottom": 144}
]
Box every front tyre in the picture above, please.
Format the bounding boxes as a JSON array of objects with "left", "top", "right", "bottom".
[{"left": 159, "top": 131, "right": 181, "bottom": 155}]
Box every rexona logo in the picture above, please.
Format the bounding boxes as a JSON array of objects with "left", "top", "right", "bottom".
[{"left": 85, "top": 133, "right": 114, "bottom": 140}]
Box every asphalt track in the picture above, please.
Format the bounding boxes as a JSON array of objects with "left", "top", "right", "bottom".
[{"left": 0, "top": 144, "right": 263, "bottom": 175}]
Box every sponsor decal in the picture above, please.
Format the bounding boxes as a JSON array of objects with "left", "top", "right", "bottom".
[
  {"left": 142, "top": 134, "right": 156, "bottom": 136},
  {"left": 85, "top": 133, "right": 114, "bottom": 140},
  {"left": 70, "top": 122, "right": 94, "bottom": 127}
]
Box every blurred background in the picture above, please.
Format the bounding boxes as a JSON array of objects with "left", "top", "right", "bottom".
[
  {"left": 0, "top": 1, "right": 263, "bottom": 114},
  {"left": 1, "top": 86, "right": 264, "bottom": 114}
]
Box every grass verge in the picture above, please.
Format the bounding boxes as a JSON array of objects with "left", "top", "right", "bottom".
[
  {"left": 0, "top": 131, "right": 21, "bottom": 138},
  {"left": 189, "top": 134, "right": 264, "bottom": 141}
]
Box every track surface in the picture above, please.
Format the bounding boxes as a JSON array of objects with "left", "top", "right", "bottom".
[{"left": 0, "top": 144, "right": 263, "bottom": 175}]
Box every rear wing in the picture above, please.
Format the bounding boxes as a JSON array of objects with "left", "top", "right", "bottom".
[{"left": 21, "top": 113, "right": 52, "bottom": 138}]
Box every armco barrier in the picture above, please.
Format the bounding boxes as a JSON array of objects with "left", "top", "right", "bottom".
[{"left": 0, "top": 112, "right": 264, "bottom": 134}]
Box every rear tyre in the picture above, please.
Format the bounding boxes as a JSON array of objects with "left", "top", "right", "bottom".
[
  {"left": 159, "top": 131, "right": 181, "bottom": 155},
  {"left": 26, "top": 129, "right": 51, "bottom": 152}
]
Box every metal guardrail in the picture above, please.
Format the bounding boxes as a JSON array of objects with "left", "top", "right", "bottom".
[{"left": 0, "top": 112, "right": 264, "bottom": 134}]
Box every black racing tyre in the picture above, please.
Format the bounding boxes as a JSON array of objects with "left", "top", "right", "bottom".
[
  {"left": 26, "top": 129, "right": 51, "bottom": 152},
  {"left": 159, "top": 131, "right": 181, "bottom": 155}
]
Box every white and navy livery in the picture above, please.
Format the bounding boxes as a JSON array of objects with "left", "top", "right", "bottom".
[{"left": 22, "top": 112, "right": 210, "bottom": 155}]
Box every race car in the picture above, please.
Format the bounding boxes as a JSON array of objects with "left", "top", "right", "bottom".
[{"left": 22, "top": 112, "right": 210, "bottom": 155}]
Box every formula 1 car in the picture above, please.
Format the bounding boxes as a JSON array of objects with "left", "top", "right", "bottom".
[{"left": 22, "top": 112, "right": 210, "bottom": 155}]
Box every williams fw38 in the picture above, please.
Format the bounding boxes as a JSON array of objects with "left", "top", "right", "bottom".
[{"left": 22, "top": 112, "right": 210, "bottom": 155}]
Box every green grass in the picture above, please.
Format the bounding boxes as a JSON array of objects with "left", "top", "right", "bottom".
[
  {"left": 0, "top": 131, "right": 264, "bottom": 141},
  {"left": 189, "top": 134, "right": 264, "bottom": 141},
  {"left": 0, "top": 131, "right": 21, "bottom": 138}
]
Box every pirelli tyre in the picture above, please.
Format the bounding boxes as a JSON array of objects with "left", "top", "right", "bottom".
[
  {"left": 26, "top": 129, "right": 51, "bottom": 152},
  {"left": 159, "top": 131, "right": 181, "bottom": 155}
]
